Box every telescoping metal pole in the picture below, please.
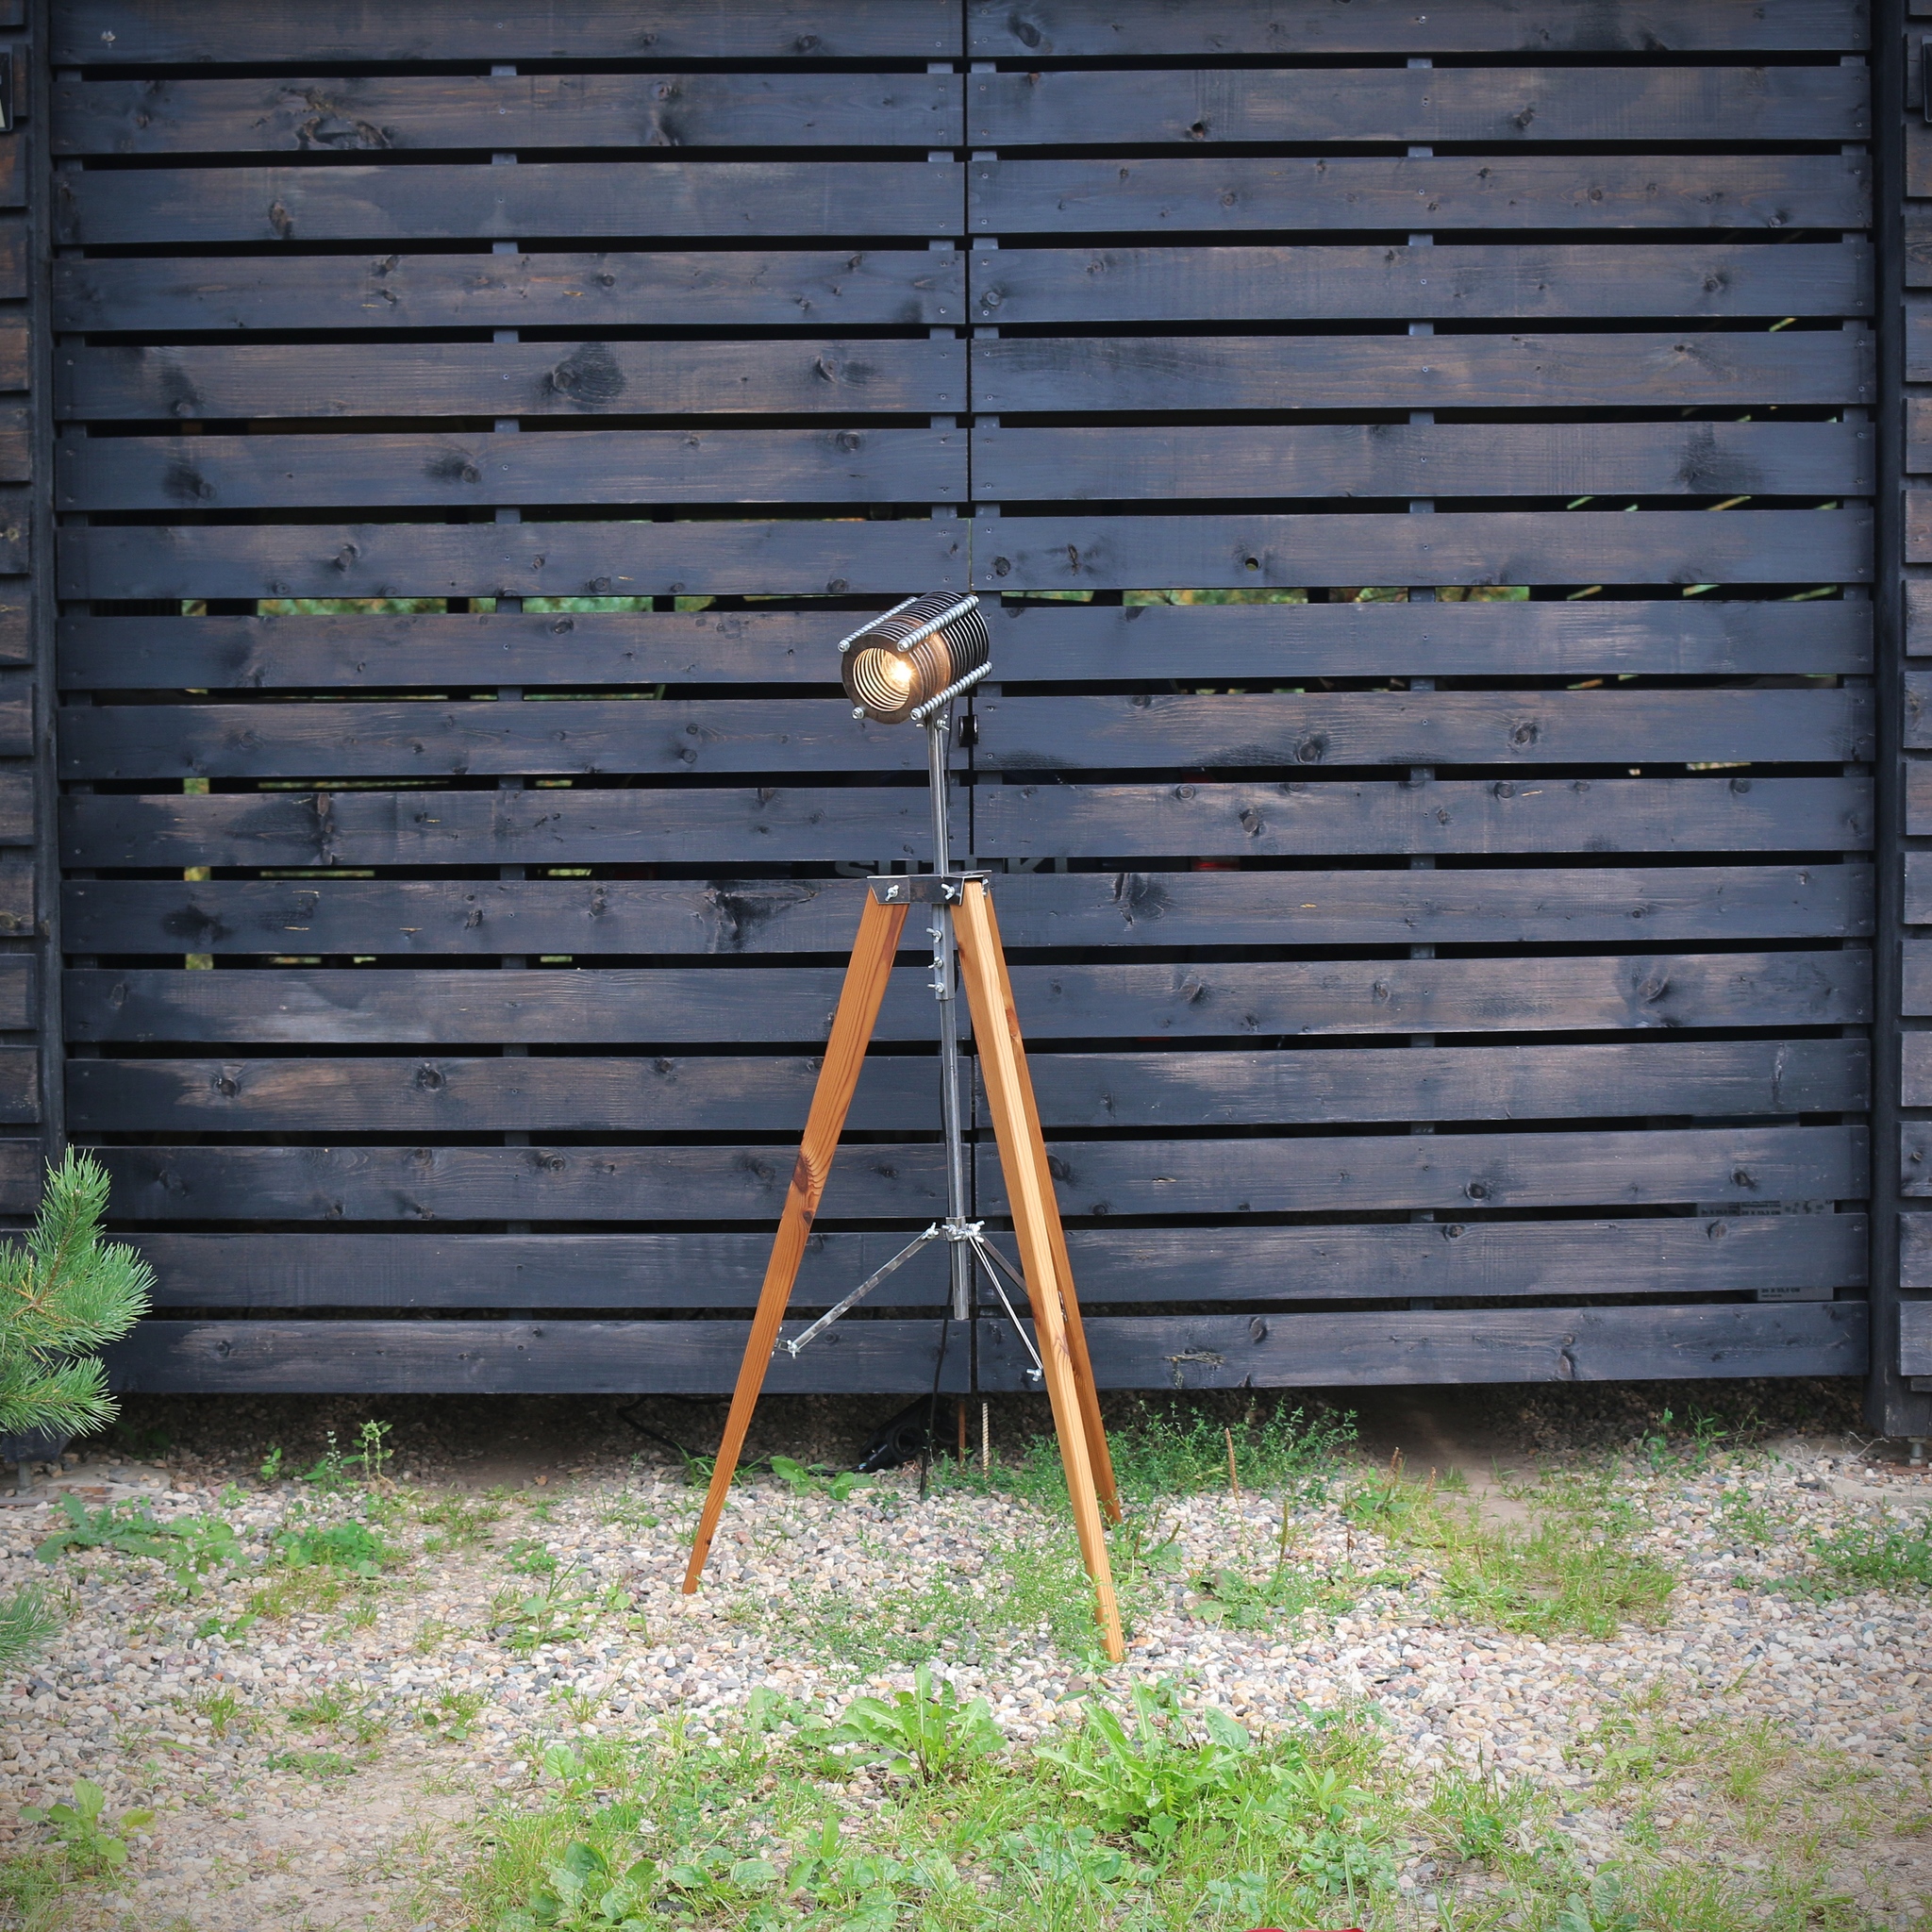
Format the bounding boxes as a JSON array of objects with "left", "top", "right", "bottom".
[{"left": 926, "top": 710, "right": 974, "bottom": 1326}]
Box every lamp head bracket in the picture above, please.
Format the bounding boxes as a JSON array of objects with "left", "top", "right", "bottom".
[{"left": 868, "top": 872, "right": 991, "bottom": 907}]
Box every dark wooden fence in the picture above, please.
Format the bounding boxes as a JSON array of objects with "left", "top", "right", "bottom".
[{"left": 49, "top": 0, "right": 1874, "bottom": 1393}]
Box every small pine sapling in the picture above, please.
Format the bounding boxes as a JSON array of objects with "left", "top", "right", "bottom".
[
  {"left": 0, "top": 1152, "right": 152, "bottom": 1669},
  {"left": 0, "top": 1151, "right": 153, "bottom": 1442}
]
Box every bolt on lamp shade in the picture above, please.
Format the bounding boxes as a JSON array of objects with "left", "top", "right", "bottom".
[{"left": 840, "top": 592, "right": 991, "bottom": 725}]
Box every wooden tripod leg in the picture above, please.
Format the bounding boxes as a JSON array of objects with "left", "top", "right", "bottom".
[
  {"left": 954, "top": 880, "right": 1125, "bottom": 1664},
  {"left": 974, "top": 886, "right": 1123, "bottom": 1524},
  {"left": 682, "top": 891, "right": 908, "bottom": 1593}
]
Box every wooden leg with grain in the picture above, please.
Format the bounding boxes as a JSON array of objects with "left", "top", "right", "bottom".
[
  {"left": 681, "top": 891, "right": 908, "bottom": 1593},
  {"left": 974, "top": 885, "right": 1123, "bottom": 1524},
  {"left": 954, "top": 879, "right": 1125, "bottom": 1663}
]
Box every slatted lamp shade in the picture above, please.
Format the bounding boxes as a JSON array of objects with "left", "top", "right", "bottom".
[{"left": 839, "top": 592, "right": 991, "bottom": 725}]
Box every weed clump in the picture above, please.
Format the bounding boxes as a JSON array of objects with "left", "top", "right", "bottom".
[
  {"left": 1346, "top": 1465, "right": 1674, "bottom": 1639},
  {"left": 1790, "top": 1517, "right": 1932, "bottom": 1597},
  {"left": 1005, "top": 1397, "right": 1352, "bottom": 1507}
]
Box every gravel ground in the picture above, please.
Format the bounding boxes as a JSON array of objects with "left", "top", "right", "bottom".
[{"left": 0, "top": 1387, "right": 1925, "bottom": 1929}]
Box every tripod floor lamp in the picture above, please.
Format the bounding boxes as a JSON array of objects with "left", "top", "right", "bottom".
[{"left": 681, "top": 592, "right": 1126, "bottom": 1662}]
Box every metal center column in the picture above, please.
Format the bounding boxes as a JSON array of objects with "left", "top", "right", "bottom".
[{"left": 926, "top": 714, "right": 973, "bottom": 1325}]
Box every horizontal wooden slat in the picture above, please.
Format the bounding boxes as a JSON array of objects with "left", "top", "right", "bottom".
[
  {"left": 0, "top": 958, "right": 33, "bottom": 1031},
  {"left": 1903, "top": 672, "right": 1932, "bottom": 751},
  {"left": 56, "top": 161, "right": 967, "bottom": 247},
  {"left": 975, "top": 691, "right": 1873, "bottom": 771},
  {"left": 968, "top": 157, "right": 1868, "bottom": 236},
  {"left": 0, "top": 406, "right": 30, "bottom": 487},
  {"left": 1909, "top": 580, "right": 1932, "bottom": 656},
  {"left": 58, "top": 519, "right": 965, "bottom": 602},
  {"left": 39, "top": 508, "right": 1854, "bottom": 602},
  {"left": 60, "top": 698, "right": 938, "bottom": 781},
  {"left": 359, "top": 1034, "right": 1873, "bottom": 1122},
  {"left": 82, "top": 1124, "right": 1868, "bottom": 1219},
  {"left": 111, "top": 1144, "right": 956, "bottom": 1231},
  {"left": 0, "top": 686, "right": 39, "bottom": 759},
  {"left": 0, "top": 324, "right": 30, "bottom": 394},
  {"left": 59, "top": 428, "right": 966, "bottom": 512},
  {"left": 62, "top": 688, "right": 1874, "bottom": 784},
  {"left": 0, "top": 859, "right": 34, "bottom": 936},
  {"left": 55, "top": 598, "right": 1874, "bottom": 691},
  {"left": 0, "top": 225, "right": 25, "bottom": 307},
  {"left": 1894, "top": 1034, "right": 1932, "bottom": 1109},
  {"left": 0, "top": 1139, "right": 41, "bottom": 1215},
  {"left": 967, "top": 511, "right": 1871, "bottom": 591},
  {"left": 1892, "top": 116, "right": 1932, "bottom": 198},
  {"left": 100, "top": 1302, "right": 1873, "bottom": 1393},
  {"left": 979, "top": 775, "right": 1872, "bottom": 858},
  {"left": 1007, "top": 1124, "right": 1866, "bottom": 1219},
  {"left": 101, "top": 1301, "right": 1872, "bottom": 1392},
  {"left": 1899, "top": 304, "right": 1932, "bottom": 381},
  {"left": 979, "top": 1303, "right": 1869, "bottom": 1391},
  {"left": 63, "top": 863, "right": 1873, "bottom": 958},
  {"left": 59, "top": 421, "right": 1875, "bottom": 514},
  {"left": 1900, "top": 854, "right": 1932, "bottom": 925},
  {"left": 133, "top": 1228, "right": 960, "bottom": 1307},
  {"left": 54, "top": 73, "right": 963, "bottom": 156},
  {"left": 1901, "top": 399, "right": 1932, "bottom": 477},
  {"left": 66, "top": 774, "right": 1872, "bottom": 871},
  {"left": 1897, "top": 1288, "right": 1932, "bottom": 1376},
  {"left": 60, "top": 784, "right": 945, "bottom": 871},
  {"left": 1902, "top": 761, "right": 1932, "bottom": 836},
  {"left": 971, "top": 243, "right": 1874, "bottom": 325},
  {"left": 0, "top": 773, "right": 35, "bottom": 846},
  {"left": 55, "top": 0, "right": 960, "bottom": 63},
  {"left": 51, "top": 244, "right": 1862, "bottom": 335},
  {"left": 0, "top": 601, "right": 29, "bottom": 670},
  {"left": 0, "top": 493, "right": 30, "bottom": 575},
  {"left": 974, "top": 423, "right": 1873, "bottom": 502},
  {"left": 128, "top": 1213, "right": 1870, "bottom": 1309},
  {"left": 55, "top": 248, "right": 966, "bottom": 334},
  {"left": 973, "top": 331, "right": 1869, "bottom": 413},
  {"left": 1894, "top": 1217, "right": 1932, "bottom": 1289},
  {"left": 1899, "top": 490, "right": 1932, "bottom": 565},
  {"left": 58, "top": 339, "right": 964, "bottom": 422},
  {"left": 0, "top": 1050, "right": 41, "bottom": 1124},
  {"left": 106, "top": 1318, "right": 973, "bottom": 1396},
  {"left": 68, "top": 1053, "right": 947, "bottom": 1135},
  {"left": 972, "top": 65, "right": 1866, "bottom": 146},
  {"left": 1903, "top": 932, "right": 1932, "bottom": 1010},
  {"left": 1899, "top": 1125, "right": 1932, "bottom": 1197},
  {"left": 64, "top": 965, "right": 1872, "bottom": 1048},
  {"left": 64, "top": 1034, "right": 1864, "bottom": 1135},
  {"left": 965, "top": 0, "right": 1869, "bottom": 56}
]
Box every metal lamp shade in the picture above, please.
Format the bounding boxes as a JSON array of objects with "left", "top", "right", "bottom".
[{"left": 840, "top": 592, "right": 991, "bottom": 724}]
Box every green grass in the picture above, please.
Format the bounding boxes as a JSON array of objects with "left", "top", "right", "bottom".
[
  {"left": 263, "top": 1747, "right": 364, "bottom": 1780},
  {"left": 1800, "top": 1518, "right": 1932, "bottom": 1595},
  {"left": 994, "top": 1398, "right": 1353, "bottom": 1510},
  {"left": 463, "top": 1690, "right": 1897, "bottom": 1932},
  {"left": 1188, "top": 1558, "right": 1365, "bottom": 1628},
  {"left": 418, "top": 1492, "right": 507, "bottom": 1551},
  {"left": 471, "top": 1690, "right": 1407, "bottom": 1932},
  {"left": 1346, "top": 1466, "right": 1675, "bottom": 1640},
  {"left": 741, "top": 1402, "right": 1358, "bottom": 1668},
  {"left": 751, "top": 1514, "right": 1124, "bottom": 1670}
]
